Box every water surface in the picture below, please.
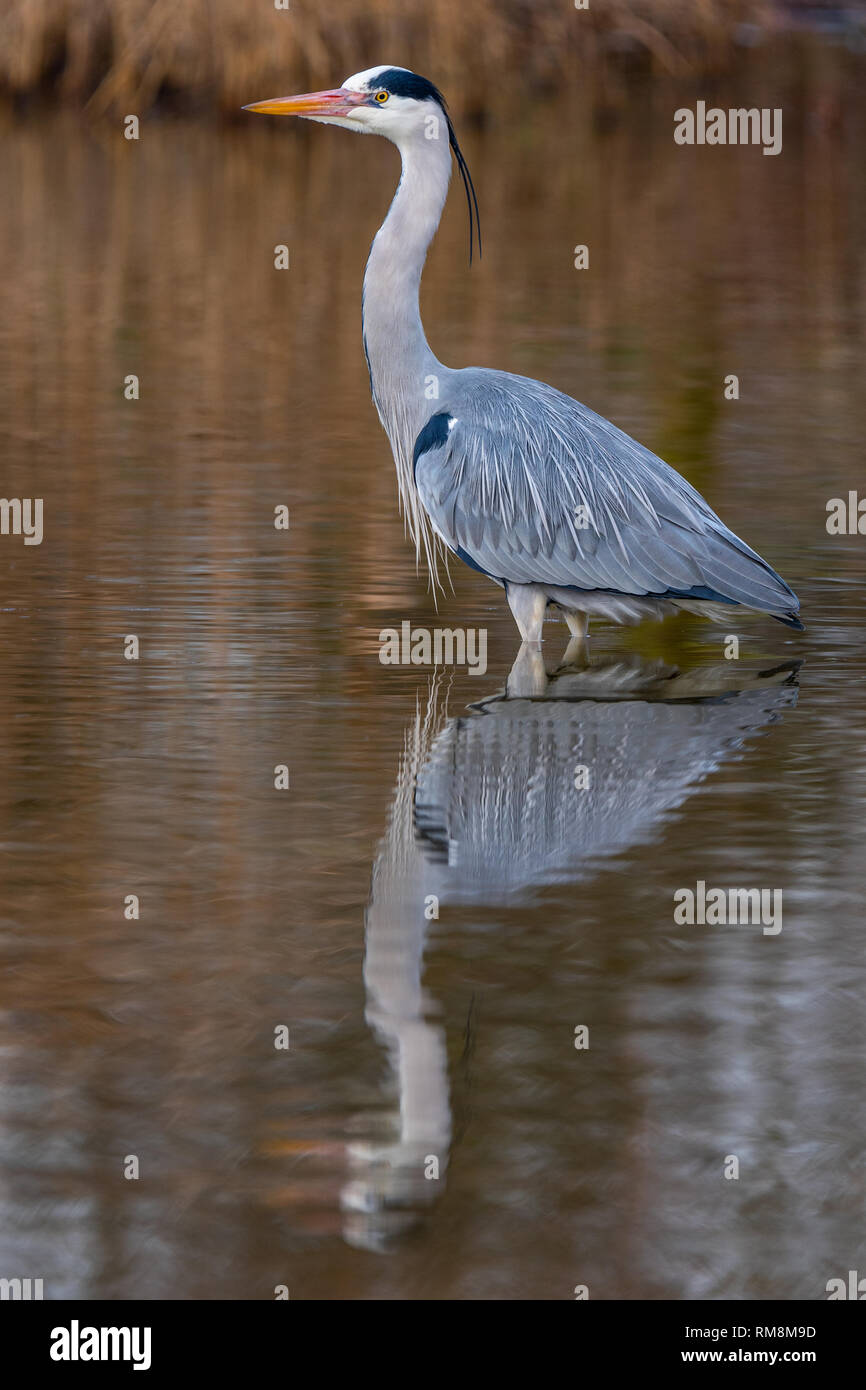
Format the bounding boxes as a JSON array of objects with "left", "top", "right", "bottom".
[{"left": 1, "top": 53, "right": 865, "bottom": 1298}]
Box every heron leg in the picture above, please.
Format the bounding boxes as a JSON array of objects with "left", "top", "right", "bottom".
[
  {"left": 506, "top": 643, "right": 549, "bottom": 697},
  {"left": 505, "top": 583, "right": 547, "bottom": 645},
  {"left": 563, "top": 609, "right": 590, "bottom": 667}
]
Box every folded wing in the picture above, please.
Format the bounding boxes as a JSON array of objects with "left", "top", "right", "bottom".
[{"left": 413, "top": 368, "right": 801, "bottom": 623}]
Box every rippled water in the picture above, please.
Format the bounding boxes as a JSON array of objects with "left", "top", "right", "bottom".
[{"left": 1, "top": 48, "right": 865, "bottom": 1298}]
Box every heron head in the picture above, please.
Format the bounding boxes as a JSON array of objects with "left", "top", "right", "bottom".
[
  {"left": 244, "top": 65, "right": 447, "bottom": 139},
  {"left": 244, "top": 65, "right": 481, "bottom": 258}
]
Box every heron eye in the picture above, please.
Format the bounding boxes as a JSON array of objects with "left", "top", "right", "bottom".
[{"left": 374, "top": 90, "right": 389, "bottom": 103}]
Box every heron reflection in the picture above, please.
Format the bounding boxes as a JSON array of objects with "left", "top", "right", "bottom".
[{"left": 342, "top": 648, "right": 800, "bottom": 1249}]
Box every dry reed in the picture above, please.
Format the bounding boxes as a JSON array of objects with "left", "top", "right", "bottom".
[{"left": 0, "top": 0, "right": 782, "bottom": 117}]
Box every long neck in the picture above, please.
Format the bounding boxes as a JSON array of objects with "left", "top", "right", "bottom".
[{"left": 362, "top": 131, "right": 452, "bottom": 442}]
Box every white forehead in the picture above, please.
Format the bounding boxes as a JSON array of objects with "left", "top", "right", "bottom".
[{"left": 342, "top": 65, "right": 408, "bottom": 92}]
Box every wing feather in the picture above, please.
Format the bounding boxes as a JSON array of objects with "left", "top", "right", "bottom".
[{"left": 413, "top": 370, "right": 800, "bottom": 621}]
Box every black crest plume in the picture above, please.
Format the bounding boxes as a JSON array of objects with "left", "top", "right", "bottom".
[{"left": 373, "top": 68, "right": 482, "bottom": 264}]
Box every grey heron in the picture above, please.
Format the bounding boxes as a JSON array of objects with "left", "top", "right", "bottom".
[
  {"left": 345, "top": 658, "right": 798, "bottom": 1240},
  {"left": 244, "top": 66, "right": 803, "bottom": 646}
]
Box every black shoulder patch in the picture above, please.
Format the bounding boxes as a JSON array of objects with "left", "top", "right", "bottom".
[
  {"left": 412, "top": 412, "right": 452, "bottom": 479},
  {"left": 374, "top": 69, "right": 446, "bottom": 105},
  {"left": 455, "top": 544, "right": 496, "bottom": 580}
]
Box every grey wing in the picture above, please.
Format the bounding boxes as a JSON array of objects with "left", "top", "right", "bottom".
[{"left": 413, "top": 370, "right": 801, "bottom": 622}]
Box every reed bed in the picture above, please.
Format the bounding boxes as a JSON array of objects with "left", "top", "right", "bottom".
[{"left": 0, "top": 0, "right": 782, "bottom": 116}]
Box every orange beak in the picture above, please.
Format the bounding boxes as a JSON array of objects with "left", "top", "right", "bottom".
[{"left": 242, "top": 88, "right": 367, "bottom": 118}]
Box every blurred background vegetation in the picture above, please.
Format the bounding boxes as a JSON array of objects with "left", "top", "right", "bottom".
[{"left": 1, "top": 0, "right": 863, "bottom": 118}]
